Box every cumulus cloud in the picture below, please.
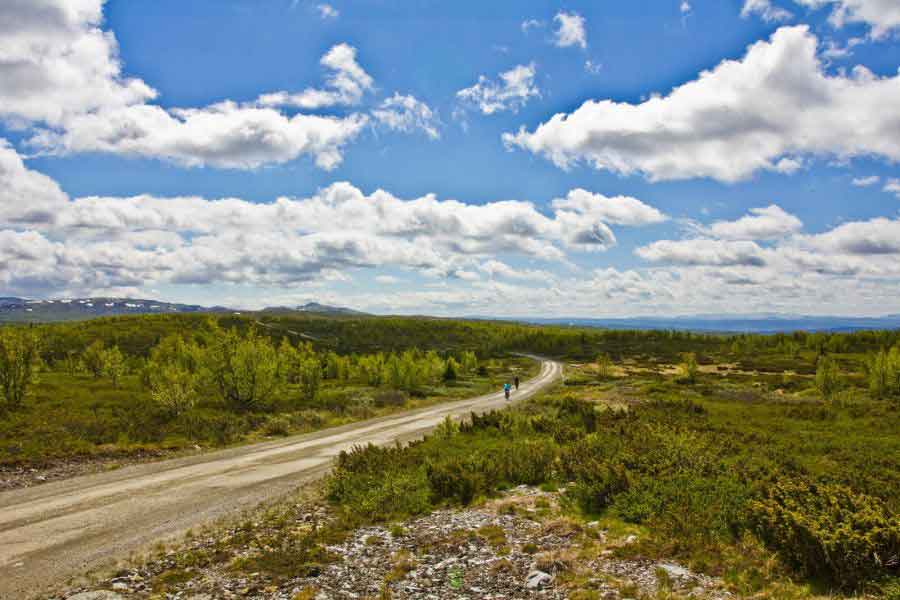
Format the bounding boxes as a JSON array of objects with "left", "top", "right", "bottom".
[
  {"left": 551, "top": 189, "right": 668, "bottom": 226},
  {"left": 372, "top": 94, "right": 440, "bottom": 139},
  {"left": 32, "top": 102, "right": 369, "bottom": 170},
  {"left": 0, "top": 0, "right": 155, "bottom": 126},
  {"left": 852, "top": 175, "right": 880, "bottom": 186},
  {"left": 0, "top": 139, "right": 69, "bottom": 226},
  {"left": 504, "top": 26, "right": 900, "bottom": 182},
  {"left": 0, "top": 2, "right": 377, "bottom": 170},
  {"left": 704, "top": 205, "right": 803, "bottom": 240},
  {"left": 552, "top": 11, "right": 587, "bottom": 49},
  {"left": 255, "top": 44, "right": 373, "bottom": 109},
  {"left": 793, "top": 0, "right": 900, "bottom": 37},
  {"left": 741, "top": 0, "right": 794, "bottom": 22},
  {"left": 636, "top": 239, "right": 769, "bottom": 267},
  {"left": 457, "top": 63, "right": 540, "bottom": 115},
  {"left": 626, "top": 199, "right": 900, "bottom": 316},
  {"left": 0, "top": 141, "right": 666, "bottom": 295},
  {"left": 804, "top": 217, "right": 900, "bottom": 254}
]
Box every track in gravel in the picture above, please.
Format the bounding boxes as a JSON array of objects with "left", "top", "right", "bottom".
[{"left": 0, "top": 357, "right": 562, "bottom": 599}]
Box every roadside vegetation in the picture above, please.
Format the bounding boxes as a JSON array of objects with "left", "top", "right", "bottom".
[{"left": 0, "top": 314, "right": 540, "bottom": 470}]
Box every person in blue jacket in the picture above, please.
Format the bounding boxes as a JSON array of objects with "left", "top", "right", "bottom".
[{"left": 503, "top": 382, "right": 512, "bottom": 400}]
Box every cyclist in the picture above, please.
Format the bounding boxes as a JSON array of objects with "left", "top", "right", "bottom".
[{"left": 503, "top": 382, "right": 511, "bottom": 400}]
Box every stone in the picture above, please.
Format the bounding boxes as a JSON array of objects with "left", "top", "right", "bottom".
[
  {"left": 657, "top": 562, "right": 692, "bottom": 579},
  {"left": 525, "top": 569, "right": 553, "bottom": 589},
  {"left": 67, "top": 593, "right": 125, "bottom": 600}
]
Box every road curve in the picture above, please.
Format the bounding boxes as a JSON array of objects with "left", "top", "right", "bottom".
[{"left": 0, "top": 358, "right": 562, "bottom": 599}]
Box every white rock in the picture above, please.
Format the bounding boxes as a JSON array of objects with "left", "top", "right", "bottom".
[
  {"left": 525, "top": 569, "right": 553, "bottom": 589},
  {"left": 657, "top": 562, "right": 692, "bottom": 579}
]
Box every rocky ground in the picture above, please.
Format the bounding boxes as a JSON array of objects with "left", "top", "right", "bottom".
[
  {"left": 57, "top": 486, "right": 731, "bottom": 600},
  {"left": 0, "top": 448, "right": 190, "bottom": 491}
]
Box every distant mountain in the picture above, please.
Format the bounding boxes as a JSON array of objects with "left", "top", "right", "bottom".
[
  {"left": 262, "top": 302, "right": 368, "bottom": 316},
  {"left": 0, "top": 297, "right": 233, "bottom": 323},
  {"left": 515, "top": 314, "right": 900, "bottom": 333}
]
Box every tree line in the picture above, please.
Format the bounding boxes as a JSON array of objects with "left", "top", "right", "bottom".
[{"left": 0, "top": 319, "right": 482, "bottom": 417}]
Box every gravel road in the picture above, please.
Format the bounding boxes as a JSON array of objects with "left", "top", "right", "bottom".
[{"left": 0, "top": 358, "right": 561, "bottom": 599}]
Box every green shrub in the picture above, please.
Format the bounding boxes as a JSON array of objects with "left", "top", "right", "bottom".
[
  {"left": 374, "top": 389, "right": 408, "bottom": 407},
  {"left": 264, "top": 414, "right": 292, "bottom": 436},
  {"left": 171, "top": 410, "right": 246, "bottom": 444},
  {"left": 426, "top": 456, "right": 490, "bottom": 505},
  {"left": 749, "top": 479, "right": 900, "bottom": 589},
  {"left": 326, "top": 444, "right": 431, "bottom": 521},
  {"left": 570, "top": 461, "right": 631, "bottom": 514},
  {"left": 815, "top": 355, "right": 841, "bottom": 401},
  {"left": 0, "top": 327, "right": 42, "bottom": 412},
  {"left": 677, "top": 352, "right": 699, "bottom": 384}
]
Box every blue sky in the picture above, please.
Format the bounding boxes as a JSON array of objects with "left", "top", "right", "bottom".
[{"left": 1, "top": 0, "right": 899, "bottom": 316}]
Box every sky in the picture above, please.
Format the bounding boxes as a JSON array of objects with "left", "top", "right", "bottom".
[{"left": 1, "top": 0, "right": 899, "bottom": 317}]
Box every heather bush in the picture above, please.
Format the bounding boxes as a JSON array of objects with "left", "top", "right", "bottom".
[{"left": 749, "top": 479, "right": 900, "bottom": 589}]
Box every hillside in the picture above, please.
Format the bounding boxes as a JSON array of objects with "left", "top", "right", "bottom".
[{"left": 0, "top": 298, "right": 368, "bottom": 323}]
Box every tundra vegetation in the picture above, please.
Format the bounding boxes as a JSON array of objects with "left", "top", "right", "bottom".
[
  {"left": 0, "top": 314, "right": 539, "bottom": 467},
  {"left": 2, "top": 314, "right": 900, "bottom": 597},
  {"left": 319, "top": 326, "right": 900, "bottom": 597}
]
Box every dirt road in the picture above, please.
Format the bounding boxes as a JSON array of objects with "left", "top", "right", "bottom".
[{"left": 0, "top": 358, "right": 561, "bottom": 599}]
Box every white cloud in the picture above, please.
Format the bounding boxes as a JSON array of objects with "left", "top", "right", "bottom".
[
  {"left": 504, "top": 26, "right": 900, "bottom": 182},
  {"left": 457, "top": 63, "right": 540, "bottom": 115},
  {"left": 478, "top": 260, "right": 552, "bottom": 282},
  {"left": 551, "top": 189, "right": 668, "bottom": 226},
  {"left": 851, "top": 175, "right": 880, "bottom": 186},
  {"left": 793, "top": 0, "right": 900, "bottom": 38},
  {"left": 884, "top": 178, "right": 900, "bottom": 197},
  {"left": 316, "top": 3, "right": 339, "bottom": 19},
  {"left": 0, "top": 141, "right": 665, "bottom": 295},
  {"left": 704, "top": 205, "right": 803, "bottom": 240},
  {"left": 553, "top": 11, "right": 587, "bottom": 49},
  {"left": 0, "top": 139, "right": 69, "bottom": 226},
  {"left": 741, "top": 0, "right": 794, "bottom": 22},
  {"left": 521, "top": 19, "right": 544, "bottom": 32},
  {"left": 372, "top": 94, "right": 441, "bottom": 139},
  {"left": 803, "top": 217, "right": 900, "bottom": 255},
  {"left": 636, "top": 239, "right": 769, "bottom": 267},
  {"left": 0, "top": 2, "right": 376, "bottom": 170},
  {"left": 375, "top": 275, "right": 399, "bottom": 284},
  {"left": 584, "top": 60, "right": 602, "bottom": 75},
  {"left": 32, "top": 102, "right": 369, "bottom": 170},
  {"left": 681, "top": 1, "right": 692, "bottom": 14},
  {"left": 0, "top": 0, "right": 156, "bottom": 126},
  {"left": 255, "top": 44, "right": 373, "bottom": 109}
]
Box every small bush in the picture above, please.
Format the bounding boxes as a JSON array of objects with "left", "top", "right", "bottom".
[
  {"left": 326, "top": 444, "right": 431, "bottom": 521},
  {"left": 749, "top": 479, "right": 900, "bottom": 589},
  {"left": 569, "top": 461, "right": 631, "bottom": 514},
  {"left": 374, "top": 389, "right": 408, "bottom": 408},
  {"left": 677, "top": 352, "right": 699, "bottom": 384},
  {"left": 264, "top": 414, "right": 292, "bottom": 436}
]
